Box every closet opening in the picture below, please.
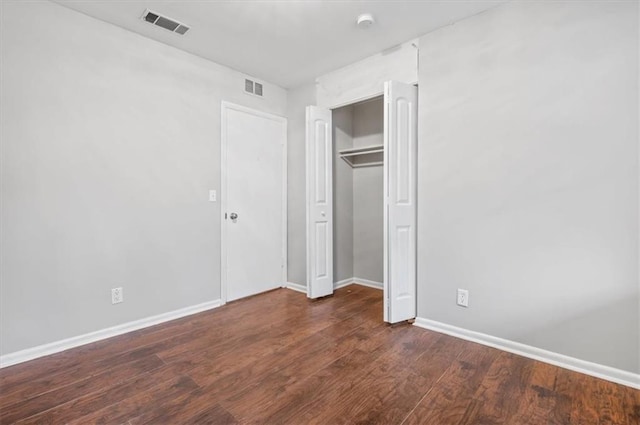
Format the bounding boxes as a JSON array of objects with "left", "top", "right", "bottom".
[
  {"left": 305, "top": 81, "right": 417, "bottom": 323},
  {"left": 332, "top": 96, "right": 384, "bottom": 294}
]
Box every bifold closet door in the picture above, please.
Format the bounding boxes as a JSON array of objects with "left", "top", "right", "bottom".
[
  {"left": 384, "top": 81, "right": 418, "bottom": 323},
  {"left": 305, "top": 106, "right": 333, "bottom": 298}
]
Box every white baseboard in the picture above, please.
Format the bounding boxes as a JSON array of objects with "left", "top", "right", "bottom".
[
  {"left": 333, "top": 277, "right": 383, "bottom": 290},
  {"left": 334, "top": 278, "right": 355, "bottom": 289},
  {"left": 286, "top": 282, "right": 307, "bottom": 294},
  {"left": 0, "top": 299, "right": 222, "bottom": 369},
  {"left": 413, "top": 317, "right": 640, "bottom": 390},
  {"left": 352, "top": 277, "right": 383, "bottom": 290},
  {"left": 287, "top": 279, "right": 382, "bottom": 293}
]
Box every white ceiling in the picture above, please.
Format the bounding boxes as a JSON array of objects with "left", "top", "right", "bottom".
[{"left": 54, "top": 0, "right": 504, "bottom": 88}]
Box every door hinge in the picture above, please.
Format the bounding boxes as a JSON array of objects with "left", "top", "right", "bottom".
[{"left": 225, "top": 212, "right": 227, "bottom": 219}]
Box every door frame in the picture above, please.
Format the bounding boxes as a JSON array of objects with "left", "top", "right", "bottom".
[{"left": 220, "top": 101, "right": 288, "bottom": 304}]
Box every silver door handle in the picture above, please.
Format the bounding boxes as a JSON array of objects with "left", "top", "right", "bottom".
[{"left": 230, "top": 212, "right": 238, "bottom": 220}]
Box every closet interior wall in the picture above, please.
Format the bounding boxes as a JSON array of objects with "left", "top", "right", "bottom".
[
  {"left": 332, "top": 97, "right": 384, "bottom": 286},
  {"left": 333, "top": 106, "right": 354, "bottom": 283}
]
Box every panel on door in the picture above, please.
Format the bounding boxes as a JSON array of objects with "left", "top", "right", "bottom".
[
  {"left": 384, "top": 81, "right": 417, "bottom": 323},
  {"left": 306, "top": 106, "right": 333, "bottom": 298},
  {"left": 223, "top": 103, "right": 286, "bottom": 302}
]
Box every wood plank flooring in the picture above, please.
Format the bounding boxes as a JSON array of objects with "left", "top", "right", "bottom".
[{"left": 0, "top": 285, "right": 638, "bottom": 424}]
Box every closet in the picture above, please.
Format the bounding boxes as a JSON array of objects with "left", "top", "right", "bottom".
[
  {"left": 332, "top": 96, "right": 384, "bottom": 288},
  {"left": 305, "top": 80, "right": 417, "bottom": 323}
]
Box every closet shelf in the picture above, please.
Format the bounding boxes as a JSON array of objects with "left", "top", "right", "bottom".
[{"left": 339, "top": 144, "right": 384, "bottom": 168}]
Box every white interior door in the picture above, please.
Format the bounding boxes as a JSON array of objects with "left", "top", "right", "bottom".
[
  {"left": 384, "top": 81, "right": 418, "bottom": 323},
  {"left": 306, "top": 105, "right": 333, "bottom": 299},
  {"left": 222, "top": 102, "right": 287, "bottom": 302}
]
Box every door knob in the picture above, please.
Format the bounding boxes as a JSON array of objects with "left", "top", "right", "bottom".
[{"left": 230, "top": 212, "right": 238, "bottom": 220}]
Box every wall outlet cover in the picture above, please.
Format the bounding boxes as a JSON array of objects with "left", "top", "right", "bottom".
[
  {"left": 457, "top": 289, "right": 469, "bottom": 307},
  {"left": 112, "top": 287, "right": 123, "bottom": 304}
]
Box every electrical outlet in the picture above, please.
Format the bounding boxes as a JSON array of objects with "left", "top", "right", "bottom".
[
  {"left": 457, "top": 289, "right": 469, "bottom": 307},
  {"left": 111, "top": 287, "right": 123, "bottom": 304}
]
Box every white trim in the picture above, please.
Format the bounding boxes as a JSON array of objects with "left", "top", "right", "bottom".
[
  {"left": 382, "top": 83, "right": 389, "bottom": 322},
  {"left": 281, "top": 115, "right": 289, "bottom": 288},
  {"left": 352, "top": 277, "right": 383, "bottom": 290},
  {"left": 294, "top": 278, "right": 382, "bottom": 293},
  {"left": 286, "top": 282, "right": 307, "bottom": 293},
  {"left": 328, "top": 92, "right": 384, "bottom": 111},
  {"left": 334, "top": 278, "right": 355, "bottom": 289},
  {"left": 221, "top": 102, "right": 229, "bottom": 304},
  {"left": 0, "top": 299, "right": 222, "bottom": 369},
  {"left": 413, "top": 317, "right": 640, "bottom": 390},
  {"left": 333, "top": 277, "right": 383, "bottom": 290},
  {"left": 305, "top": 106, "right": 311, "bottom": 298},
  {"left": 220, "top": 101, "right": 288, "bottom": 304}
]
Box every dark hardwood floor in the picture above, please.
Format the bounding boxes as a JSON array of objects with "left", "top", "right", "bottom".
[{"left": 0, "top": 285, "right": 638, "bottom": 424}]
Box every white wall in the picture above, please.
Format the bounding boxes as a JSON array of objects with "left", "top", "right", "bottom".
[
  {"left": 418, "top": 0, "right": 639, "bottom": 373},
  {"left": 286, "top": 83, "right": 316, "bottom": 286},
  {"left": 352, "top": 99, "right": 384, "bottom": 283},
  {"left": 316, "top": 40, "right": 418, "bottom": 109},
  {"left": 0, "top": 0, "right": 286, "bottom": 356}
]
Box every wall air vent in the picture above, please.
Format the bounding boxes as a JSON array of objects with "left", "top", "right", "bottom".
[
  {"left": 244, "top": 79, "right": 264, "bottom": 97},
  {"left": 142, "top": 9, "right": 190, "bottom": 35}
]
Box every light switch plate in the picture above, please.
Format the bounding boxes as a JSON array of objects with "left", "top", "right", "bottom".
[{"left": 209, "top": 190, "right": 217, "bottom": 202}]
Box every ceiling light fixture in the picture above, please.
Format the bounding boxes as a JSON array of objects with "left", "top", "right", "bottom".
[{"left": 356, "top": 13, "right": 375, "bottom": 29}]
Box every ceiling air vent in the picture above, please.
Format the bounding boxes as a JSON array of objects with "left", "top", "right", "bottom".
[
  {"left": 244, "top": 79, "right": 264, "bottom": 97},
  {"left": 142, "top": 9, "right": 190, "bottom": 35}
]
